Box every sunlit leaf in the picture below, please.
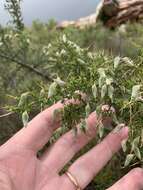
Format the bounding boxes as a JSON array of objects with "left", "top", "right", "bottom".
[
  {"left": 22, "top": 111, "right": 29, "bottom": 127},
  {"left": 124, "top": 154, "right": 134, "bottom": 167},
  {"left": 80, "top": 119, "right": 87, "bottom": 133},
  {"left": 18, "top": 92, "right": 29, "bottom": 107},
  {"left": 62, "top": 34, "right": 67, "bottom": 43},
  {"left": 106, "top": 78, "right": 113, "bottom": 86},
  {"left": 114, "top": 56, "right": 121, "bottom": 69},
  {"left": 99, "top": 76, "right": 105, "bottom": 88},
  {"left": 131, "top": 136, "right": 140, "bottom": 152},
  {"left": 141, "top": 129, "right": 143, "bottom": 145},
  {"left": 54, "top": 77, "right": 66, "bottom": 87},
  {"left": 108, "top": 85, "right": 114, "bottom": 102},
  {"left": 48, "top": 82, "right": 57, "bottom": 98},
  {"left": 122, "top": 57, "right": 134, "bottom": 67},
  {"left": 85, "top": 103, "right": 91, "bottom": 117},
  {"left": 40, "top": 88, "right": 45, "bottom": 97},
  {"left": 131, "top": 85, "right": 141, "bottom": 101},
  {"left": 134, "top": 147, "right": 141, "bottom": 160},
  {"left": 121, "top": 139, "right": 127, "bottom": 152},
  {"left": 98, "top": 122, "right": 104, "bottom": 138},
  {"left": 101, "top": 84, "right": 107, "bottom": 99},
  {"left": 92, "top": 83, "right": 98, "bottom": 99},
  {"left": 98, "top": 68, "right": 106, "bottom": 78}
]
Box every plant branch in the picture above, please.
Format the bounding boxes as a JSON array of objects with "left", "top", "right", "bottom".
[
  {"left": 0, "top": 112, "right": 13, "bottom": 118},
  {"left": 0, "top": 52, "right": 52, "bottom": 81},
  {"left": 4, "top": 0, "right": 24, "bottom": 30}
]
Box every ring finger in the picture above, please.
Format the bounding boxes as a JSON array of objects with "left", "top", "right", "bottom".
[{"left": 61, "top": 126, "right": 128, "bottom": 189}]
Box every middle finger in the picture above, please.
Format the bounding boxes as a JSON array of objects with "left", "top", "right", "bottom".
[{"left": 40, "top": 112, "right": 98, "bottom": 173}]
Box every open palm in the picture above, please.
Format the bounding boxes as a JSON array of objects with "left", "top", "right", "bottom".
[{"left": 0, "top": 102, "right": 143, "bottom": 190}]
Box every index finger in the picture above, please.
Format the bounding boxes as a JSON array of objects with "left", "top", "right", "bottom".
[{"left": 7, "top": 102, "right": 63, "bottom": 152}]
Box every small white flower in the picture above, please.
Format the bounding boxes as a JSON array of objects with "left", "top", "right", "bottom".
[{"left": 101, "top": 105, "right": 115, "bottom": 113}]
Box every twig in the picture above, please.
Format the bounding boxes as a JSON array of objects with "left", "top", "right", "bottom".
[
  {"left": 0, "top": 52, "right": 52, "bottom": 81},
  {"left": 0, "top": 112, "right": 14, "bottom": 118}
]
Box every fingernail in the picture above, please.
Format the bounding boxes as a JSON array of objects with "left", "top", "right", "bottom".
[
  {"left": 119, "top": 127, "right": 129, "bottom": 138},
  {"left": 113, "top": 123, "right": 125, "bottom": 133},
  {"left": 113, "top": 124, "right": 129, "bottom": 137}
]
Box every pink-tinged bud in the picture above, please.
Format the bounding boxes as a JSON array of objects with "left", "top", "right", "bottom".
[
  {"left": 101, "top": 105, "right": 110, "bottom": 112},
  {"left": 74, "top": 90, "right": 87, "bottom": 102},
  {"left": 101, "top": 104, "right": 115, "bottom": 113}
]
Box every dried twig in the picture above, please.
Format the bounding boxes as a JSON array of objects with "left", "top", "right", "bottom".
[{"left": 0, "top": 112, "right": 13, "bottom": 118}]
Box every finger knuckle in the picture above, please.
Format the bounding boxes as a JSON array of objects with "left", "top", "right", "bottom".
[
  {"left": 104, "top": 138, "right": 114, "bottom": 156},
  {"left": 58, "top": 135, "right": 72, "bottom": 147}
]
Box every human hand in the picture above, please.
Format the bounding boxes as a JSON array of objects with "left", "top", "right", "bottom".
[{"left": 0, "top": 102, "right": 143, "bottom": 190}]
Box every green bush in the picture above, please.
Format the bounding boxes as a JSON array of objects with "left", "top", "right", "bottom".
[{"left": 0, "top": 1, "right": 143, "bottom": 189}]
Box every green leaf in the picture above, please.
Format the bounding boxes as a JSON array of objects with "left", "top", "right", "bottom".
[
  {"left": 40, "top": 88, "right": 45, "bottom": 97},
  {"left": 131, "top": 136, "right": 140, "bottom": 152},
  {"left": 134, "top": 147, "right": 141, "bottom": 160},
  {"left": 54, "top": 76, "right": 66, "bottom": 87},
  {"left": 114, "top": 56, "right": 120, "bottom": 69},
  {"left": 22, "top": 111, "right": 29, "bottom": 127},
  {"left": 98, "top": 122, "right": 104, "bottom": 138},
  {"left": 141, "top": 130, "right": 143, "bottom": 145},
  {"left": 121, "top": 139, "right": 127, "bottom": 152},
  {"left": 85, "top": 103, "right": 91, "bottom": 117},
  {"left": 124, "top": 154, "right": 134, "bottom": 167},
  {"left": 92, "top": 83, "right": 98, "bottom": 99},
  {"left": 101, "top": 84, "right": 107, "bottom": 99},
  {"left": 98, "top": 68, "right": 106, "bottom": 78},
  {"left": 122, "top": 57, "right": 134, "bottom": 67},
  {"left": 77, "top": 58, "right": 86, "bottom": 65},
  {"left": 112, "top": 112, "right": 119, "bottom": 125},
  {"left": 96, "top": 106, "right": 101, "bottom": 116},
  {"left": 106, "top": 78, "right": 113, "bottom": 86},
  {"left": 99, "top": 76, "right": 105, "bottom": 88},
  {"left": 62, "top": 34, "right": 67, "bottom": 43},
  {"left": 48, "top": 82, "right": 57, "bottom": 98},
  {"left": 18, "top": 92, "right": 29, "bottom": 107},
  {"left": 131, "top": 85, "right": 141, "bottom": 101},
  {"left": 0, "top": 42, "right": 3, "bottom": 47},
  {"left": 134, "top": 136, "right": 140, "bottom": 146},
  {"left": 80, "top": 119, "right": 87, "bottom": 133},
  {"left": 108, "top": 85, "right": 114, "bottom": 102}
]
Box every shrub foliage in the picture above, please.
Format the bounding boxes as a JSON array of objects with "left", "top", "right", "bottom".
[{"left": 0, "top": 0, "right": 143, "bottom": 189}]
